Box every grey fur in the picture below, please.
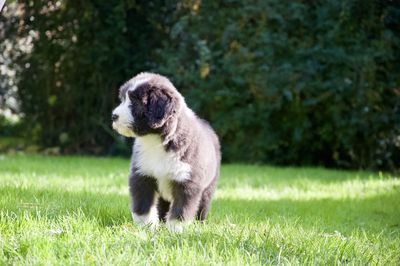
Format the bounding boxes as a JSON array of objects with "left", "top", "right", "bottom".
[{"left": 112, "top": 72, "right": 221, "bottom": 229}]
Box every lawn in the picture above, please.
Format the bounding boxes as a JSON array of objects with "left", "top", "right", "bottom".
[{"left": 0, "top": 154, "right": 399, "bottom": 265}]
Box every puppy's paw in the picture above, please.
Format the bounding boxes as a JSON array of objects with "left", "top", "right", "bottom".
[
  {"left": 131, "top": 208, "right": 159, "bottom": 230},
  {"left": 166, "top": 220, "right": 184, "bottom": 233},
  {"left": 147, "top": 222, "right": 159, "bottom": 232}
]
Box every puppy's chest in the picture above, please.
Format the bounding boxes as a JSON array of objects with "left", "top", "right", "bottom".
[{"left": 133, "top": 135, "right": 191, "bottom": 201}]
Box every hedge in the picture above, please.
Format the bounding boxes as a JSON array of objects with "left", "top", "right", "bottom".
[{"left": 3, "top": 0, "right": 400, "bottom": 170}]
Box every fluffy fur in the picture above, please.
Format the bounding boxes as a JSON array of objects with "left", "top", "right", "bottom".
[{"left": 112, "top": 72, "right": 221, "bottom": 232}]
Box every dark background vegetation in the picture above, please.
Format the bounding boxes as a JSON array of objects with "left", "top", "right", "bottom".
[{"left": 0, "top": 0, "right": 399, "bottom": 171}]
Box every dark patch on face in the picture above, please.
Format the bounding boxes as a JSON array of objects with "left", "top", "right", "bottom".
[
  {"left": 147, "top": 87, "right": 175, "bottom": 128},
  {"left": 126, "top": 83, "right": 177, "bottom": 136}
]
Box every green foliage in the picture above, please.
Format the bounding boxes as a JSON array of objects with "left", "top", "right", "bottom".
[
  {"left": 1, "top": 155, "right": 399, "bottom": 264},
  {"left": 5, "top": 0, "right": 400, "bottom": 169},
  {"left": 156, "top": 0, "right": 400, "bottom": 170},
  {"left": 12, "top": 0, "right": 170, "bottom": 154}
]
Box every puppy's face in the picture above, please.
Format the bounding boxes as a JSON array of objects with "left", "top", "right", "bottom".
[{"left": 112, "top": 76, "right": 177, "bottom": 137}]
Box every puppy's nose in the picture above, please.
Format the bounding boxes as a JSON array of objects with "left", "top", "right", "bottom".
[{"left": 111, "top": 114, "right": 119, "bottom": 122}]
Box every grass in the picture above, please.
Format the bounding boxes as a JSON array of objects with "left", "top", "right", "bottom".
[{"left": 0, "top": 154, "right": 399, "bottom": 265}]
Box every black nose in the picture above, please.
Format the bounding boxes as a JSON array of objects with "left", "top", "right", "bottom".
[{"left": 111, "top": 114, "right": 119, "bottom": 122}]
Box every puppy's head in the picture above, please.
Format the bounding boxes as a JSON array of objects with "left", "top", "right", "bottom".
[{"left": 111, "top": 72, "right": 182, "bottom": 137}]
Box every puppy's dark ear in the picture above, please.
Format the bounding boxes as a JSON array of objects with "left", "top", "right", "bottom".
[
  {"left": 127, "top": 90, "right": 136, "bottom": 102},
  {"left": 146, "top": 89, "right": 175, "bottom": 128},
  {"left": 128, "top": 88, "right": 146, "bottom": 104}
]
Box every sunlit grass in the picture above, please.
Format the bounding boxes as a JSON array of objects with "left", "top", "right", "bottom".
[{"left": 0, "top": 154, "right": 399, "bottom": 265}]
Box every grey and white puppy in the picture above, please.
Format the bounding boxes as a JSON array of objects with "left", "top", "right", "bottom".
[{"left": 112, "top": 72, "right": 220, "bottom": 232}]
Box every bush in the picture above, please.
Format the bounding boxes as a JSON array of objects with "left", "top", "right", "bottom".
[
  {"left": 5, "top": 0, "right": 400, "bottom": 170},
  {"left": 11, "top": 0, "right": 170, "bottom": 154},
  {"left": 155, "top": 0, "right": 400, "bottom": 170}
]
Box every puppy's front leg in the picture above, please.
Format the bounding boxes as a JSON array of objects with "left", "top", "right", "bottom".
[
  {"left": 167, "top": 180, "right": 202, "bottom": 233},
  {"left": 129, "top": 174, "right": 159, "bottom": 228}
]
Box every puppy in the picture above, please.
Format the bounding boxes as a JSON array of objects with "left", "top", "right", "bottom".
[{"left": 111, "top": 72, "right": 221, "bottom": 232}]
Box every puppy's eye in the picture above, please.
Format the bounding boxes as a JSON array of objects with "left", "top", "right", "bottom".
[
  {"left": 130, "top": 98, "right": 139, "bottom": 105},
  {"left": 129, "top": 100, "right": 142, "bottom": 111},
  {"left": 130, "top": 99, "right": 144, "bottom": 112}
]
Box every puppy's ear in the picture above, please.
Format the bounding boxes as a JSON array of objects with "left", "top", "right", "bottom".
[
  {"left": 127, "top": 90, "right": 136, "bottom": 102},
  {"left": 146, "top": 89, "right": 175, "bottom": 128}
]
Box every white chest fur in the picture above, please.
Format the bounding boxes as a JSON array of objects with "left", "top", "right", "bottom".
[{"left": 133, "top": 135, "right": 191, "bottom": 201}]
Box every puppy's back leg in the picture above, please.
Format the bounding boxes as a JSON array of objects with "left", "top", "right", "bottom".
[
  {"left": 196, "top": 177, "right": 217, "bottom": 221},
  {"left": 166, "top": 180, "right": 203, "bottom": 232},
  {"left": 157, "top": 197, "right": 170, "bottom": 222}
]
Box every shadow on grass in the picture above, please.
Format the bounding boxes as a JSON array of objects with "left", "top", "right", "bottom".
[
  {"left": 0, "top": 186, "right": 131, "bottom": 226},
  {"left": 1, "top": 184, "right": 399, "bottom": 235},
  {"left": 219, "top": 165, "right": 392, "bottom": 188},
  {"left": 212, "top": 193, "right": 400, "bottom": 234}
]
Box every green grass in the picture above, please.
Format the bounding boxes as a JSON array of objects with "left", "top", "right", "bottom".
[{"left": 0, "top": 154, "right": 399, "bottom": 265}]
